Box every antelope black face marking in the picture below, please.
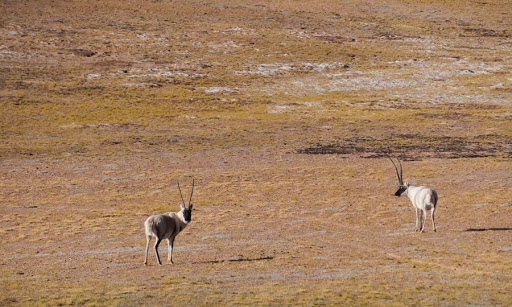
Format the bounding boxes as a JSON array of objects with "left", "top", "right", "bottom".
[
  {"left": 178, "top": 179, "right": 194, "bottom": 223},
  {"left": 395, "top": 186, "right": 407, "bottom": 197},
  {"left": 388, "top": 155, "right": 405, "bottom": 196},
  {"left": 183, "top": 207, "right": 192, "bottom": 222}
]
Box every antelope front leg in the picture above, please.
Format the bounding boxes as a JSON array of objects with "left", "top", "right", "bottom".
[
  {"left": 167, "top": 238, "right": 174, "bottom": 264},
  {"left": 420, "top": 210, "right": 427, "bottom": 233},
  {"left": 414, "top": 208, "right": 420, "bottom": 232}
]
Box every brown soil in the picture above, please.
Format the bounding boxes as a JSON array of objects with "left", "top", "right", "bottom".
[{"left": 1, "top": 0, "right": 511, "bottom": 306}]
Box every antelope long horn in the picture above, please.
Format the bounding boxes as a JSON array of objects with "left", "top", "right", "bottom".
[
  {"left": 177, "top": 180, "right": 186, "bottom": 206},
  {"left": 387, "top": 155, "right": 403, "bottom": 185},
  {"left": 188, "top": 179, "right": 194, "bottom": 206},
  {"left": 398, "top": 158, "right": 403, "bottom": 184}
]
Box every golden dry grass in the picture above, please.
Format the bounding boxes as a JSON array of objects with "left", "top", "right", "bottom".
[{"left": 1, "top": 0, "right": 511, "bottom": 306}]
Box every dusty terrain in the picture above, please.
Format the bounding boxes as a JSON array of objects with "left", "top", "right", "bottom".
[{"left": 1, "top": 0, "right": 511, "bottom": 305}]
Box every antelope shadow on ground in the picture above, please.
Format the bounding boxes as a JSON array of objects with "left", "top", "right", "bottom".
[
  {"left": 194, "top": 256, "right": 274, "bottom": 265},
  {"left": 465, "top": 228, "right": 512, "bottom": 232}
]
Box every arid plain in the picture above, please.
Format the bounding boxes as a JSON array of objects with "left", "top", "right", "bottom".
[{"left": 1, "top": 0, "right": 511, "bottom": 305}]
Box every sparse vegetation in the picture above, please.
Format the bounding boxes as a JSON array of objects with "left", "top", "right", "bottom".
[{"left": 1, "top": 0, "right": 511, "bottom": 306}]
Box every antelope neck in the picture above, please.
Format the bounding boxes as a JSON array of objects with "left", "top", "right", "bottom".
[{"left": 175, "top": 210, "right": 189, "bottom": 225}]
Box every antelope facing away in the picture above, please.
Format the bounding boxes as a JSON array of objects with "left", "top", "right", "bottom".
[
  {"left": 388, "top": 157, "right": 438, "bottom": 232},
  {"left": 144, "top": 179, "right": 194, "bottom": 265}
]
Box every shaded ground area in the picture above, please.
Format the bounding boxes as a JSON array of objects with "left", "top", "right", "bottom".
[
  {"left": 1, "top": 0, "right": 511, "bottom": 306},
  {"left": 298, "top": 134, "right": 512, "bottom": 159}
]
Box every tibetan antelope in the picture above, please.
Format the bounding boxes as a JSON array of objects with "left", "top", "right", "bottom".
[
  {"left": 388, "top": 156, "right": 438, "bottom": 232},
  {"left": 144, "top": 179, "right": 194, "bottom": 265}
]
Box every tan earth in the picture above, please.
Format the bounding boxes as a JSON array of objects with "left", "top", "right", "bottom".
[{"left": 1, "top": 0, "right": 511, "bottom": 305}]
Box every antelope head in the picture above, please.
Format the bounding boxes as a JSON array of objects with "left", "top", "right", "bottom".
[
  {"left": 177, "top": 179, "right": 194, "bottom": 222},
  {"left": 388, "top": 156, "right": 408, "bottom": 197}
]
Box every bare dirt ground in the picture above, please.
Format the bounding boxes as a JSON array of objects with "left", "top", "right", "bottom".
[{"left": 1, "top": 0, "right": 511, "bottom": 305}]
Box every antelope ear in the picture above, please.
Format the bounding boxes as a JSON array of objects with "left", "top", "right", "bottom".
[
  {"left": 189, "top": 204, "right": 193, "bottom": 210},
  {"left": 180, "top": 203, "right": 185, "bottom": 210}
]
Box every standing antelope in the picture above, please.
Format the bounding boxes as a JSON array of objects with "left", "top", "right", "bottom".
[
  {"left": 388, "top": 156, "right": 438, "bottom": 232},
  {"left": 144, "top": 179, "right": 194, "bottom": 265}
]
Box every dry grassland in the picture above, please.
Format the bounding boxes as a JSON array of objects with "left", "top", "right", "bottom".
[{"left": 1, "top": 0, "right": 511, "bottom": 305}]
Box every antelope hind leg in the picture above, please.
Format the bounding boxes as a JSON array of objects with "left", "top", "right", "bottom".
[
  {"left": 154, "top": 238, "right": 162, "bottom": 265},
  {"left": 431, "top": 206, "right": 436, "bottom": 232},
  {"left": 144, "top": 236, "right": 151, "bottom": 265}
]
